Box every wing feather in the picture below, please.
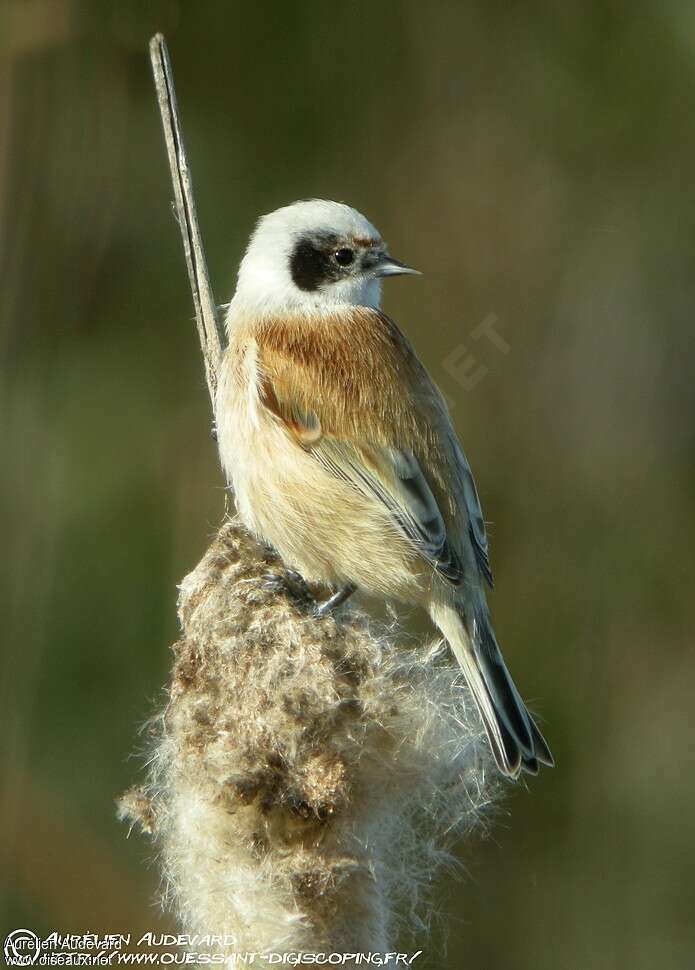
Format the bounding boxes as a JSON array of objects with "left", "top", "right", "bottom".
[
  {"left": 313, "top": 437, "right": 463, "bottom": 583},
  {"left": 449, "top": 435, "right": 494, "bottom": 587}
]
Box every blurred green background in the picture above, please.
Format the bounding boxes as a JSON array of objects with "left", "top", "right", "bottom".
[{"left": 1, "top": 1, "right": 694, "bottom": 967}]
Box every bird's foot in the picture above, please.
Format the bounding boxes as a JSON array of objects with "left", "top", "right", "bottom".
[
  {"left": 261, "top": 570, "right": 312, "bottom": 602},
  {"left": 314, "top": 583, "right": 357, "bottom": 618}
]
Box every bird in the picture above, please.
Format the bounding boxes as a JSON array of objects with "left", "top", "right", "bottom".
[{"left": 215, "top": 199, "right": 553, "bottom": 779}]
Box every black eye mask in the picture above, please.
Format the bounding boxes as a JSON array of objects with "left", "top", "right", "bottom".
[{"left": 289, "top": 233, "right": 343, "bottom": 292}]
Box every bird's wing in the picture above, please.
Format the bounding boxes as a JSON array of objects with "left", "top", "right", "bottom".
[
  {"left": 312, "top": 436, "right": 463, "bottom": 583},
  {"left": 254, "top": 307, "right": 492, "bottom": 587}
]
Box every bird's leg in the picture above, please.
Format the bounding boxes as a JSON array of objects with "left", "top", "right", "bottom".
[{"left": 315, "top": 583, "right": 357, "bottom": 618}]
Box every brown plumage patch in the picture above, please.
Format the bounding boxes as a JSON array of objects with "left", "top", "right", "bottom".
[
  {"left": 243, "top": 307, "right": 465, "bottom": 534},
  {"left": 351, "top": 236, "right": 380, "bottom": 248},
  {"left": 259, "top": 371, "right": 323, "bottom": 446},
  {"left": 253, "top": 309, "right": 418, "bottom": 437}
]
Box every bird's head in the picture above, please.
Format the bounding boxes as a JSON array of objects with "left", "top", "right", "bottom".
[{"left": 230, "top": 199, "right": 419, "bottom": 318}]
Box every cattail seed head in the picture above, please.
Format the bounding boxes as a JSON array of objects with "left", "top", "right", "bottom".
[{"left": 119, "top": 518, "right": 501, "bottom": 956}]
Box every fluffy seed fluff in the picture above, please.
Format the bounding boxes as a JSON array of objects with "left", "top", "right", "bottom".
[{"left": 118, "top": 517, "right": 502, "bottom": 956}]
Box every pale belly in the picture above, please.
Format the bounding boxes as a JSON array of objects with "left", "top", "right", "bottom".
[{"left": 216, "top": 368, "right": 422, "bottom": 599}]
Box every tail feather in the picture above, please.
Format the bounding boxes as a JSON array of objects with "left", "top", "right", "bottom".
[
  {"left": 430, "top": 600, "right": 553, "bottom": 779},
  {"left": 528, "top": 713, "right": 554, "bottom": 768}
]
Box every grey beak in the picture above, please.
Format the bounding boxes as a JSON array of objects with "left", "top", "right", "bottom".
[{"left": 372, "top": 254, "right": 421, "bottom": 278}]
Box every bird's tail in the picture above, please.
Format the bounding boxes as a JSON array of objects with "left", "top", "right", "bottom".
[{"left": 430, "top": 598, "right": 553, "bottom": 779}]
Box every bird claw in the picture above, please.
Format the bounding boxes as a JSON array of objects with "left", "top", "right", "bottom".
[
  {"left": 261, "top": 570, "right": 311, "bottom": 599},
  {"left": 261, "top": 572, "right": 285, "bottom": 592}
]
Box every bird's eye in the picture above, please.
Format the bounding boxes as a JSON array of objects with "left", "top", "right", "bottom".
[{"left": 334, "top": 248, "right": 354, "bottom": 266}]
